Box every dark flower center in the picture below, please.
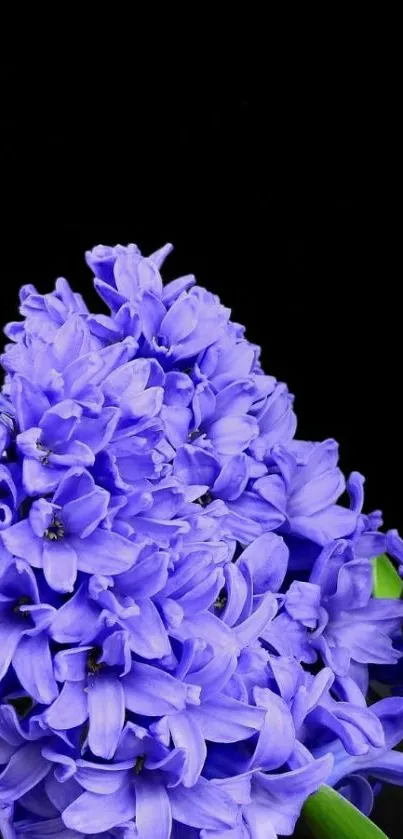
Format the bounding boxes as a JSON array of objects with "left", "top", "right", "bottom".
[
  {"left": 196, "top": 491, "right": 212, "bottom": 507},
  {"left": 13, "top": 595, "right": 32, "bottom": 617},
  {"left": 36, "top": 440, "right": 52, "bottom": 466},
  {"left": 87, "top": 647, "right": 104, "bottom": 674},
  {"left": 214, "top": 588, "right": 227, "bottom": 610},
  {"left": 188, "top": 429, "right": 201, "bottom": 442},
  {"left": 133, "top": 755, "right": 146, "bottom": 775},
  {"left": 44, "top": 516, "right": 65, "bottom": 541}
]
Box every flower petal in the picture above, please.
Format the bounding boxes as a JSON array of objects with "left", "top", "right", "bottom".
[
  {"left": 135, "top": 776, "right": 172, "bottom": 839},
  {"left": 1, "top": 520, "right": 43, "bottom": 567},
  {"left": 247, "top": 754, "right": 333, "bottom": 837},
  {"left": 74, "top": 760, "right": 130, "bottom": 795},
  {"left": 169, "top": 776, "right": 238, "bottom": 830},
  {"left": 250, "top": 688, "right": 295, "bottom": 771},
  {"left": 71, "top": 530, "right": 138, "bottom": 575},
  {"left": 50, "top": 582, "right": 100, "bottom": 644},
  {"left": 125, "top": 599, "right": 171, "bottom": 660},
  {"left": 62, "top": 488, "right": 109, "bottom": 538},
  {"left": 0, "top": 617, "right": 23, "bottom": 681},
  {"left": 291, "top": 505, "right": 357, "bottom": 546},
  {"left": 53, "top": 647, "right": 91, "bottom": 683},
  {"left": 233, "top": 593, "right": 278, "bottom": 647},
  {"left": 239, "top": 532, "right": 289, "bottom": 594},
  {"left": 12, "top": 633, "right": 58, "bottom": 704},
  {"left": 45, "top": 680, "right": 88, "bottom": 730},
  {"left": 42, "top": 542, "right": 77, "bottom": 594},
  {"left": 88, "top": 673, "right": 125, "bottom": 760},
  {"left": 168, "top": 711, "right": 206, "bottom": 787},
  {"left": 117, "top": 551, "right": 169, "bottom": 599},
  {"left": 62, "top": 784, "right": 135, "bottom": 834},
  {"left": 122, "top": 662, "right": 188, "bottom": 716},
  {"left": 45, "top": 774, "right": 83, "bottom": 815},
  {"left": 23, "top": 458, "right": 66, "bottom": 496},
  {"left": 213, "top": 454, "right": 249, "bottom": 501},
  {"left": 174, "top": 445, "right": 220, "bottom": 487},
  {"left": 159, "top": 295, "right": 198, "bottom": 344},
  {"left": 188, "top": 695, "right": 265, "bottom": 743},
  {"left": 208, "top": 417, "right": 258, "bottom": 455},
  {"left": 16, "top": 816, "right": 82, "bottom": 837}
]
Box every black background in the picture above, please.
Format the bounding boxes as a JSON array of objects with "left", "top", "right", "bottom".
[{"left": 0, "top": 56, "right": 401, "bottom": 836}]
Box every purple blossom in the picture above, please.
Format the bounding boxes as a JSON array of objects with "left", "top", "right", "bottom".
[
  {"left": 314, "top": 697, "right": 403, "bottom": 813},
  {"left": 0, "top": 557, "right": 56, "bottom": 703},
  {"left": 305, "top": 540, "right": 403, "bottom": 675},
  {"left": 2, "top": 468, "right": 138, "bottom": 592},
  {"left": 0, "top": 241, "right": 402, "bottom": 837}
]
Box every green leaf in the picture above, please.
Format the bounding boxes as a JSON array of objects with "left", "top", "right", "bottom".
[
  {"left": 302, "top": 785, "right": 389, "bottom": 839},
  {"left": 373, "top": 554, "right": 403, "bottom": 599}
]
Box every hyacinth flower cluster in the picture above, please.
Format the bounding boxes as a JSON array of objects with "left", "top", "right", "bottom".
[{"left": 0, "top": 242, "right": 402, "bottom": 839}]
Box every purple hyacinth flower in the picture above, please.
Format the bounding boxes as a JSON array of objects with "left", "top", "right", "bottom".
[
  {"left": 307, "top": 541, "right": 403, "bottom": 675},
  {"left": 271, "top": 439, "right": 359, "bottom": 546},
  {"left": 314, "top": 697, "right": 403, "bottom": 816},
  {"left": 0, "top": 704, "right": 65, "bottom": 805},
  {"left": 0, "top": 556, "right": 57, "bottom": 704},
  {"left": 4, "top": 276, "right": 90, "bottom": 345},
  {"left": 16, "top": 398, "right": 120, "bottom": 496},
  {"left": 3, "top": 317, "right": 136, "bottom": 420},
  {"left": 2, "top": 240, "right": 403, "bottom": 837},
  {"left": 241, "top": 753, "right": 334, "bottom": 838},
  {"left": 2, "top": 468, "right": 138, "bottom": 592},
  {"left": 62, "top": 721, "right": 239, "bottom": 837},
  {"left": 45, "top": 630, "right": 200, "bottom": 761}
]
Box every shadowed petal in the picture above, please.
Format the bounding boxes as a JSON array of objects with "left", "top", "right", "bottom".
[
  {"left": 45, "top": 773, "right": 82, "bottom": 814},
  {"left": 174, "top": 445, "right": 220, "bottom": 487},
  {"left": 0, "top": 617, "right": 23, "bottom": 681},
  {"left": 16, "top": 816, "right": 82, "bottom": 837},
  {"left": 0, "top": 743, "right": 49, "bottom": 802}
]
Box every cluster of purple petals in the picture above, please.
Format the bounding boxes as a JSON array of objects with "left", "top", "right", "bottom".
[{"left": 0, "top": 242, "right": 402, "bottom": 839}]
